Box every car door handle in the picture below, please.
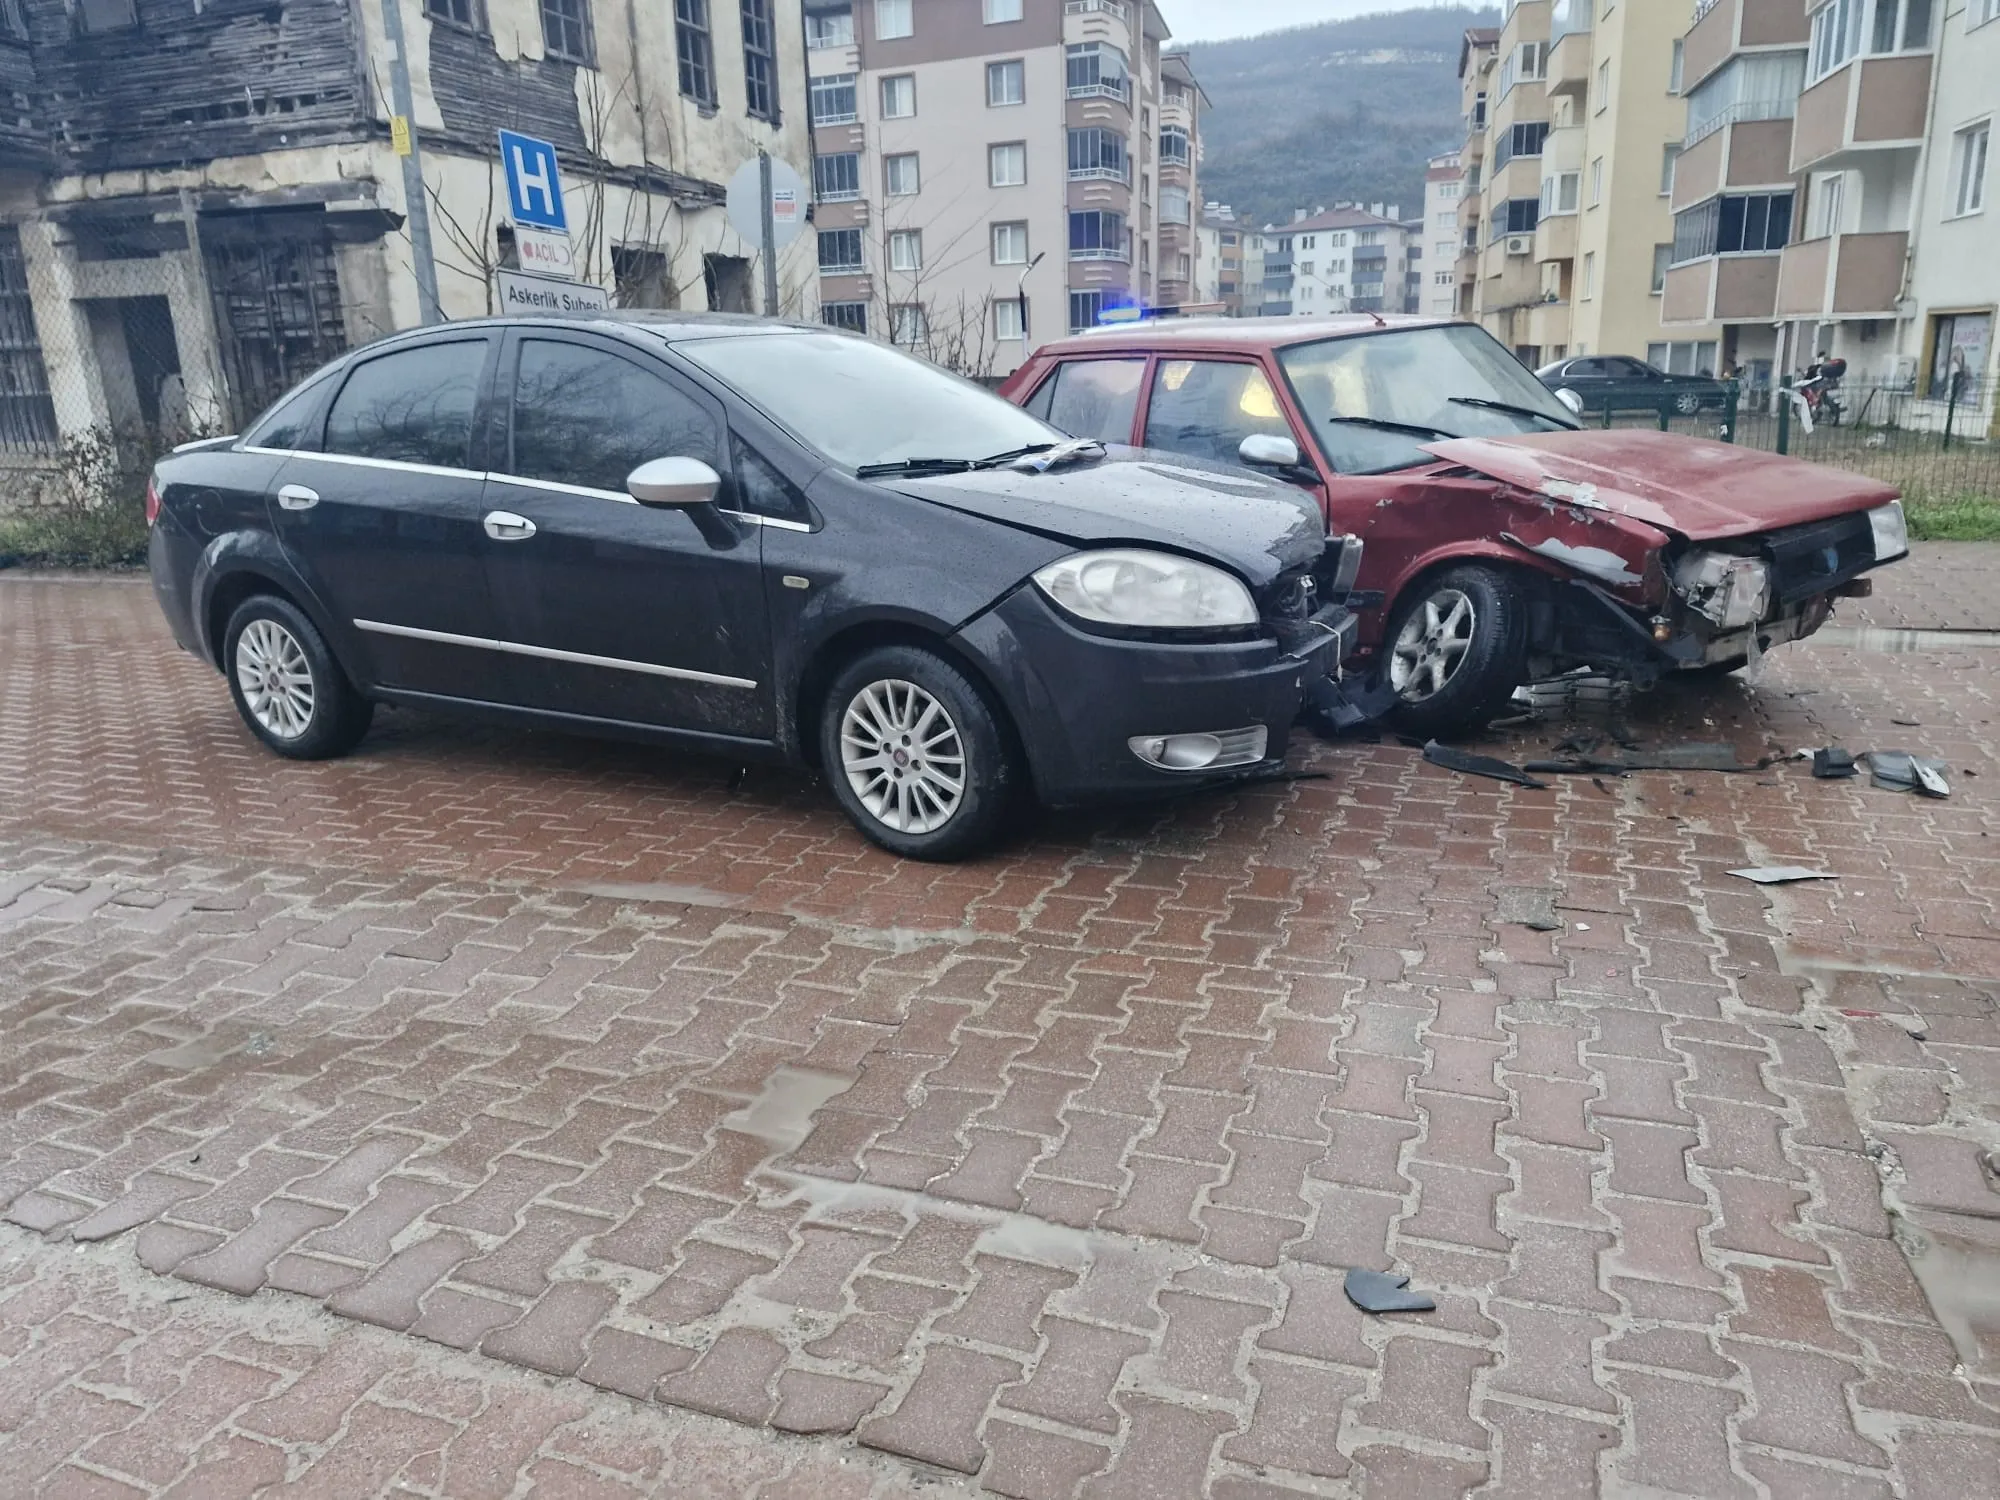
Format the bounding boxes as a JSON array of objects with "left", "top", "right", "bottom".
[
  {"left": 483, "top": 511, "right": 537, "bottom": 541},
  {"left": 276, "top": 484, "right": 319, "bottom": 511}
]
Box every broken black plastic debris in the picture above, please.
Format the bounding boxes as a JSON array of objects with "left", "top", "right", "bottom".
[
  {"left": 1423, "top": 740, "right": 1550, "bottom": 789},
  {"left": 1344, "top": 1268, "right": 1436, "bottom": 1314},
  {"left": 1525, "top": 743, "right": 1771, "bottom": 775},
  {"left": 1302, "top": 674, "right": 1399, "bottom": 738},
  {"left": 1867, "top": 751, "right": 1950, "bottom": 798},
  {"left": 1812, "top": 748, "right": 1858, "bottom": 780}
]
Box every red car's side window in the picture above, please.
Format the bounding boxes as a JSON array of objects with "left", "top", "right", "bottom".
[
  {"left": 1033, "top": 358, "right": 1148, "bottom": 445},
  {"left": 1140, "top": 358, "right": 1298, "bottom": 469}
]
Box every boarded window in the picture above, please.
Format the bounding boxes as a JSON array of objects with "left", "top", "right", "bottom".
[{"left": 0, "top": 227, "right": 57, "bottom": 451}]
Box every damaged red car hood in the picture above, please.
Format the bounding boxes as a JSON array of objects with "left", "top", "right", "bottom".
[{"left": 1422, "top": 430, "right": 1899, "bottom": 541}]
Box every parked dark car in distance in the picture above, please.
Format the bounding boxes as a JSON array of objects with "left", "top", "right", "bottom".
[
  {"left": 146, "top": 314, "right": 1359, "bottom": 860},
  {"left": 1002, "top": 316, "right": 1907, "bottom": 736},
  {"left": 1536, "top": 354, "right": 1733, "bottom": 416}
]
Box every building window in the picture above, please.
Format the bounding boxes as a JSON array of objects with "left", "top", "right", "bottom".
[
  {"left": 1494, "top": 198, "right": 1540, "bottom": 237},
  {"left": 1493, "top": 121, "right": 1549, "bottom": 168},
  {"left": 994, "top": 298, "right": 1025, "bottom": 341},
  {"left": 74, "top": 0, "right": 137, "bottom": 32},
  {"left": 875, "top": 0, "right": 911, "bottom": 39},
  {"left": 741, "top": 0, "right": 778, "bottom": 120},
  {"left": 1069, "top": 290, "right": 1103, "bottom": 330},
  {"left": 1069, "top": 210, "right": 1127, "bottom": 260},
  {"left": 987, "top": 60, "right": 1024, "bottom": 106},
  {"left": 880, "top": 74, "right": 915, "bottom": 118},
  {"left": 991, "top": 221, "right": 1029, "bottom": 264},
  {"left": 885, "top": 153, "right": 920, "bottom": 196},
  {"left": 1160, "top": 185, "right": 1190, "bottom": 225},
  {"left": 1929, "top": 311, "right": 1990, "bottom": 396},
  {"left": 1540, "top": 171, "right": 1580, "bottom": 216},
  {"left": 1810, "top": 171, "right": 1846, "bottom": 236},
  {"left": 984, "top": 0, "right": 1022, "bottom": 20},
  {"left": 989, "top": 142, "right": 1026, "bottom": 187},
  {"left": 1669, "top": 38, "right": 1685, "bottom": 94},
  {"left": 1595, "top": 59, "right": 1609, "bottom": 111},
  {"left": 888, "top": 230, "right": 922, "bottom": 272},
  {"left": 1670, "top": 191, "right": 1795, "bottom": 261},
  {"left": 805, "top": 3, "right": 853, "bottom": 47},
  {"left": 1434, "top": 270, "right": 1454, "bottom": 286},
  {"left": 1160, "top": 126, "right": 1191, "bottom": 165},
  {"left": 425, "top": 0, "right": 481, "bottom": 30},
  {"left": 541, "top": 0, "right": 593, "bottom": 64},
  {"left": 890, "top": 303, "right": 926, "bottom": 347},
  {"left": 1872, "top": 0, "right": 1932, "bottom": 52},
  {"left": 1581, "top": 252, "right": 1596, "bottom": 299},
  {"left": 1809, "top": 0, "right": 1931, "bottom": 82},
  {"left": 1951, "top": 121, "right": 1990, "bottom": 218},
  {"left": 813, "top": 152, "right": 861, "bottom": 201},
  {"left": 1067, "top": 127, "right": 1127, "bottom": 181},
  {"left": 675, "top": 0, "right": 717, "bottom": 105},
  {"left": 1661, "top": 144, "right": 1680, "bottom": 196},
  {"left": 817, "top": 228, "right": 864, "bottom": 273},
  {"left": 1980, "top": 0, "right": 2000, "bottom": 25},
  {"left": 811, "top": 73, "right": 858, "bottom": 124},
  {"left": 1652, "top": 243, "right": 1673, "bottom": 293},
  {"left": 1648, "top": 340, "right": 1721, "bottom": 376},
  {"left": 1066, "top": 42, "right": 1130, "bottom": 100},
  {"left": 0, "top": 228, "right": 57, "bottom": 452},
  {"left": 1, "top": 0, "right": 29, "bottom": 37},
  {"left": 822, "top": 301, "right": 868, "bottom": 332},
  {"left": 1590, "top": 157, "right": 1604, "bottom": 205}
]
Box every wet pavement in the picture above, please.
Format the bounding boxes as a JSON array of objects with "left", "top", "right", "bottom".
[{"left": 1, "top": 548, "right": 1997, "bottom": 1497}]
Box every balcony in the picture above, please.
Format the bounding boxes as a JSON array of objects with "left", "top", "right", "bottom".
[
  {"left": 1068, "top": 165, "right": 1130, "bottom": 183},
  {"left": 1792, "top": 56, "right": 1931, "bottom": 173},
  {"left": 1684, "top": 0, "right": 1811, "bottom": 97},
  {"left": 1263, "top": 255, "right": 1294, "bottom": 277},
  {"left": 1776, "top": 231, "right": 1907, "bottom": 319},
  {"left": 1661, "top": 253, "right": 1780, "bottom": 325},
  {"left": 1535, "top": 211, "right": 1577, "bottom": 264},
  {"left": 1067, "top": 81, "right": 1131, "bottom": 104},
  {"left": 1673, "top": 116, "right": 1796, "bottom": 212},
  {"left": 1069, "top": 247, "right": 1131, "bottom": 263},
  {"left": 1548, "top": 0, "right": 1590, "bottom": 101}
]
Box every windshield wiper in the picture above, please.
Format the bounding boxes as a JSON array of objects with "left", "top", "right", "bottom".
[
  {"left": 1327, "top": 415, "right": 1454, "bottom": 441},
  {"left": 969, "top": 443, "right": 1055, "bottom": 468},
  {"left": 1448, "top": 395, "right": 1579, "bottom": 430},
  {"left": 855, "top": 456, "right": 975, "bottom": 478},
  {"left": 979, "top": 438, "right": 1106, "bottom": 471}
]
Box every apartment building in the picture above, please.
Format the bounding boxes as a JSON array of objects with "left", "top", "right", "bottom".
[
  {"left": 0, "top": 0, "right": 813, "bottom": 465},
  {"left": 1456, "top": 1, "right": 1722, "bottom": 371},
  {"left": 1259, "top": 207, "right": 1418, "bottom": 317},
  {"left": 1666, "top": 0, "right": 1995, "bottom": 425},
  {"left": 804, "top": 0, "right": 1198, "bottom": 377},
  {"left": 1423, "top": 152, "right": 1465, "bottom": 317},
  {"left": 1196, "top": 203, "right": 1263, "bottom": 315}
]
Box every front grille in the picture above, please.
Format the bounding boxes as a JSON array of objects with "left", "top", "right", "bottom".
[{"left": 1762, "top": 512, "right": 1876, "bottom": 607}]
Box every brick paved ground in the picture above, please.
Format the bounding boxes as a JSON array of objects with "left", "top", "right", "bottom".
[{"left": 2, "top": 562, "right": 1998, "bottom": 1497}]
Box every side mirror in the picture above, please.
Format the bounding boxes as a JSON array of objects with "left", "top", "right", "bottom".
[
  {"left": 1555, "top": 388, "right": 1585, "bottom": 416},
  {"left": 626, "top": 456, "right": 721, "bottom": 508},
  {"left": 1239, "top": 432, "right": 1303, "bottom": 470}
]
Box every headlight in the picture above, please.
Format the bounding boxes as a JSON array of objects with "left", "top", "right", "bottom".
[
  {"left": 1033, "top": 549, "right": 1259, "bottom": 630},
  {"left": 1868, "top": 500, "right": 1908, "bottom": 561},
  {"left": 1673, "top": 551, "right": 1770, "bottom": 630}
]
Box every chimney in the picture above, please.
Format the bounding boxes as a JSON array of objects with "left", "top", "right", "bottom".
[{"left": 1293, "top": 208, "right": 1308, "bottom": 222}]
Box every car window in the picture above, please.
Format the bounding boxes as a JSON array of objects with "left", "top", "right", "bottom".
[
  {"left": 1142, "top": 359, "right": 1293, "bottom": 468},
  {"left": 1041, "top": 358, "right": 1146, "bottom": 444},
  {"left": 509, "top": 339, "right": 721, "bottom": 494},
  {"left": 1563, "top": 359, "right": 1609, "bottom": 379},
  {"left": 1616, "top": 359, "right": 1658, "bottom": 379},
  {"left": 322, "top": 340, "right": 487, "bottom": 469},
  {"left": 243, "top": 369, "right": 334, "bottom": 452}
]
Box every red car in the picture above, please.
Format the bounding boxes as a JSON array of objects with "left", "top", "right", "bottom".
[{"left": 1000, "top": 316, "right": 1909, "bottom": 735}]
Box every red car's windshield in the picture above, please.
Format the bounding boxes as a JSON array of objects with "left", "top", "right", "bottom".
[{"left": 1278, "top": 324, "right": 1578, "bottom": 474}]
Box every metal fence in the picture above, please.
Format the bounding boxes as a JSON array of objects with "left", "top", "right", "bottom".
[{"left": 1595, "top": 379, "right": 1999, "bottom": 502}]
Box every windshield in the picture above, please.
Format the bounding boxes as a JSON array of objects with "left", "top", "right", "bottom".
[
  {"left": 676, "top": 331, "right": 1058, "bottom": 471},
  {"left": 1278, "top": 324, "right": 1578, "bottom": 474}
]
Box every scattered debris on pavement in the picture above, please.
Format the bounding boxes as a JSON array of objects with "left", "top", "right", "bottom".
[
  {"left": 1730, "top": 866, "right": 1838, "bottom": 885},
  {"left": 1496, "top": 886, "right": 1563, "bottom": 931},
  {"left": 1344, "top": 1268, "right": 1437, "bottom": 1314},
  {"left": 1868, "top": 750, "right": 1952, "bottom": 797},
  {"left": 1812, "top": 747, "right": 1860, "bottom": 779},
  {"left": 1422, "top": 740, "right": 1550, "bottom": 788}
]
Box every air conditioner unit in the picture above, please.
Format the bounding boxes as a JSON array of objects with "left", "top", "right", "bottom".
[{"left": 1504, "top": 235, "right": 1532, "bottom": 256}]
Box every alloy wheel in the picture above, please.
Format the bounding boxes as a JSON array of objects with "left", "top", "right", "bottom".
[
  {"left": 839, "top": 678, "right": 967, "bottom": 834},
  {"left": 1676, "top": 392, "right": 1702, "bottom": 415},
  {"left": 1390, "top": 587, "right": 1476, "bottom": 702},
  {"left": 235, "top": 618, "right": 316, "bottom": 739}
]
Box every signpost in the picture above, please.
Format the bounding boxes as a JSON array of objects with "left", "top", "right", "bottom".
[
  {"left": 495, "top": 269, "right": 609, "bottom": 317},
  {"left": 725, "top": 152, "right": 807, "bottom": 317},
  {"left": 496, "top": 128, "right": 602, "bottom": 308}
]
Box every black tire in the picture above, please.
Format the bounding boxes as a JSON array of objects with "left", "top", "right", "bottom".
[
  {"left": 222, "top": 594, "right": 373, "bottom": 760},
  {"left": 1382, "top": 564, "right": 1530, "bottom": 738},
  {"left": 819, "top": 645, "right": 1020, "bottom": 861},
  {"left": 1675, "top": 391, "right": 1703, "bottom": 416}
]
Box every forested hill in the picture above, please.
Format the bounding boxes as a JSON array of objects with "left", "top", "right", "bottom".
[{"left": 1188, "top": 6, "right": 1500, "bottom": 228}]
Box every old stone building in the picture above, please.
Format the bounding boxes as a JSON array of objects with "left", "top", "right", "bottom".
[{"left": 0, "top": 0, "right": 813, "bottom": 484}]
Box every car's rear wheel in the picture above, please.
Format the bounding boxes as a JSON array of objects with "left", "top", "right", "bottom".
[
  {"left": 223, "top": 595, "right": 373, "bottom": 760},
  {"left": 820, "top": 645, "right": 1019, "bottom": 861},
  {"left": 1383, "top": 565, "right": 1529, "bottom": 737},
  {"left": 1675, "top": 391, "right": 1703, "bottom": 415}
]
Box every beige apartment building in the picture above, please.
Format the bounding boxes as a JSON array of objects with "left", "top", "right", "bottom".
[
  {"left": 1458, "top": 1, "right": 1722, "bottom": 372},
  {"left": 1668, "top": 0, "right": 1997, "bottom": 427},
  {"left": 804, "top": 0, "right": 1198, "bottom": 377},
  {"left": 1423, "top": 151, "right": 1465, "bottom": 317}
]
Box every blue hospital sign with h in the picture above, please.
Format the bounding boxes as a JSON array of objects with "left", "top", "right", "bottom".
[{"left": 499, "top": 130, "right": 569, "bottom": 233}]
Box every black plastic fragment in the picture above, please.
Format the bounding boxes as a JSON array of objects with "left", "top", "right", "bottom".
[
  {"left": 1423, "top": 740, "right": 1550, "bottom": 789},
  {"left": 1345, "top": 1268, "right": 1437, "bottom": 1314},
  {"left": 1812, "top": 748, "right": 1858, "bottom": 779}
]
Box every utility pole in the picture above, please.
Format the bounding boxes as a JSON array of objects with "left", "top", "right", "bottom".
[
  {"left": 758, "top": 150, "right": 780, "bottom": 317},
  {"left": 1018, "top": 251, "right": 1045, "bottom": 342},
  {"left": 379, "top": 0, "right": 443, "bottom": 323}
]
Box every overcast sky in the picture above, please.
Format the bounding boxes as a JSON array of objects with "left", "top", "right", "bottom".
[{"left": 1164, "top": 0, "right": 1458, "bottom": 45}]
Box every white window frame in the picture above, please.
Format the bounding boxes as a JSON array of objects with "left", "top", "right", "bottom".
[
  {"left": 809, "top": 73, "right": 858, "bottom": 125},
  {"left": 993, "top": 298, "right": 1024, "bottom": 341},
  {"left": 984, "top": 0, "right": 1022, "bottom": 21},
  {"left": 885, "top": 152, "right": 920, "bottom": 196},
  {"left": 888, "top": 229, "right": 922, "bottom": 272},
  {"left": 1952, "top": 120, "right": 1991, "bottom": 218},
  {"left": 991, "top": 221, "right": 1028, "bottom": 265},
  {"left": 986, "top": 59, "right": 1024, "bottom": 107},
  {"left": 890, "top": 303, "right": 926, "bottom": 347},
  {"left": 988, "top": 141, "right": 1026, "bottom": 187},
  {"left": 1978, "top": 0, "right": 2000, "bottom": 26},
  {"left": 880, "top": 73, "right": 915, "bottom": 119},
  {"left": 874, "top": 0, "right": 911, "bottom": 40}
]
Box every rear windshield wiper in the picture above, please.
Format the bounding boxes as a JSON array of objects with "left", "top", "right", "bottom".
[
  {"left": 1326, "top": 415, "right": 1454, "bottom": 441},
  {"left": 855, "top": 456, "right": 975, "bottom": 478},
  {"left": 1448, "top": 395, "right": 1579, "bottom": 430}
]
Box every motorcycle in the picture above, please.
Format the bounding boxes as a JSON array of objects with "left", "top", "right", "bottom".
[{"left": 1788, "top": 369, "right": 1845, "bottom": 432}]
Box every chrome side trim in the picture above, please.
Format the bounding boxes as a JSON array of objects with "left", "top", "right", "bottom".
[
  {"left": 352, "top": 619, "right": 759, "bottom": 690},
  {"left": 488, "top": 472, "right": 637, "bottom": 504},
  {"left": 720, "top": 509, "right": 814, "bottom": 532},
  {"left": 245, "top": 447, "right": 485, "bottom": 481}
]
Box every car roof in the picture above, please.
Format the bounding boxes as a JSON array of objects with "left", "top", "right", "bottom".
[
  {"left": 1030, "top": 313, "right": 1458, "bottom": 358},
  {"left": 350, "top": 311, "right": 831, "bottom": 356}
]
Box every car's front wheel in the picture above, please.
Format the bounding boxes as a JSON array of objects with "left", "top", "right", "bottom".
[
  {"left": 223, "top": 594, "right": 373, "bottom": 760},
  {"left": 1383, "top": 565, "right": 1529, "bottom": 737},
  {"left": 1674, "top": 390, "right": 1704, "bottom": 416},
  {"left": 820, "top": 645, "right": 1020, "bottom": 861}
]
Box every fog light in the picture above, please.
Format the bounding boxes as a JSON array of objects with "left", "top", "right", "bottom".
[
  {"left": 1652, "top": 620, "right": 1673, "bottom": 642},
  {"left": 1129, "top": 726, "right": 1268, "bottom": 772}
]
